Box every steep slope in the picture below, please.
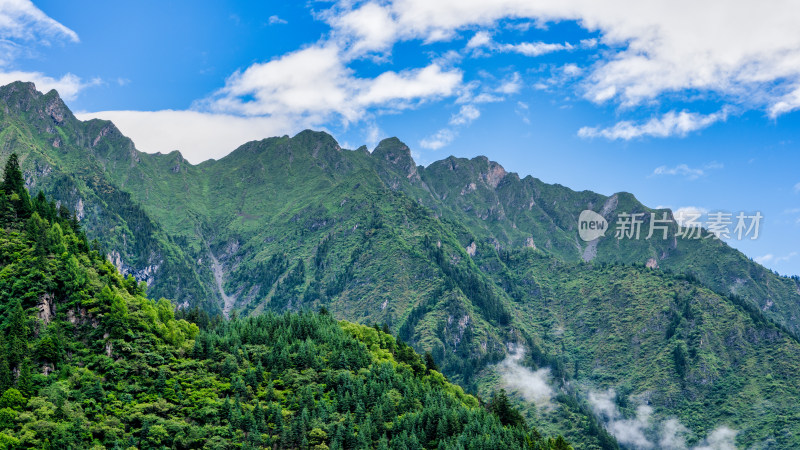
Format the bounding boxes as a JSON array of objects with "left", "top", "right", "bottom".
[
  {"left": 374, "top": 146, "right": 800, "bottom": 336},
  {"left": 0, "top": 81, "right": 219, "bottom": 313},
  {"left": 0, "top": 161, "right": 570, "bottom": 449},
  {"left": 5, "top": 82, "right": 800, "bottom": 448}
]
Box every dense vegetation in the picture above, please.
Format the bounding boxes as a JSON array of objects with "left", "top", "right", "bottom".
[
  {"left": 6, "top": 81, "right": 800, "bottom": 448},
  {"left": 0, "top": 154, "right": 570, "bottom": 448}
]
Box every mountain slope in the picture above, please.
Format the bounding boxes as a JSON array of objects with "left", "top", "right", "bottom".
[
  {"left": 4, "top": 82, "right": 800, "bottom": 448},
  {"left": 0, "top": 161, "right": 569, "bottom": 449},
  {"left": 0, "top": 81, "right": 219, "bottom": 313}
]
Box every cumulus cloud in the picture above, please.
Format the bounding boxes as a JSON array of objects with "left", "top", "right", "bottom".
[
  {"left": 80, "top": 0, "right": 800, "bottom": 160},
  {"left": 588, "top": 389, "right": 737, "bottom": 450},
  {"left": 578, "top": 110, "right": 727, "bottom": 140},
  {"left": 0, "top": 0, "right": 78, "bottom": 46},
  {"left": 495, "top": 72, "right": 522, "bottom": 94},
  {"left": 204, "top": 44, "right": 461, "bottom": 124},
  {"left": 0, "top": 71, "right": 97, "bottom": 100},
  {"left": 497, "top": 346, "right": 554, "bottom": 408},
  {"left": 328, "top": 0, "right": 800, "bottom": 116},
  {"left": 76, "top": 110, "right": 297, "bottom": 164},
  {"left": 449, "top": 104, "right": 480, "bottom": 125},
  {"left": 419, "top": 128, "right": 456, "bottom": 150},
  {"left": 0, "top": 1, "right": 93, "bottom": 100},
  {"left": 420, "top": 102, "right": 481, "bottom": 150},
  {"left": 267, "top": 15, "right": 287, "bottom": 25},
  {"left": 466, "top": 31, "right": 492, "bottom": 49}
]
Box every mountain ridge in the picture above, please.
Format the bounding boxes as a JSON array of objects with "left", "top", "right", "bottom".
[{"left": 4, "top": 81, "right": 800, "bottom": 447}]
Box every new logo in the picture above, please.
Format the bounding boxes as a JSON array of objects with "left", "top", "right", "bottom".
[{"left": 578, "top": 210, "right": 608, "bottom": 241}]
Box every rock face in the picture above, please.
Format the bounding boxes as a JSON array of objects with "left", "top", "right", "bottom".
[
  {"left": 37, "top": 293, "right": 54, "bottom": 324},
  {"left": 108, "top": 250, "right": 161, "bottom": 287},
  {"left": 372, "top": 137, "right": 418, "bottom": 180}
]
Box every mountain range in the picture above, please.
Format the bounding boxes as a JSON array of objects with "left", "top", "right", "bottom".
[{"left": 3, "top": 80, "right": 800, "bottom": 448}]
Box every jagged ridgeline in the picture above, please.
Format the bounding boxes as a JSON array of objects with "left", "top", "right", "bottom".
[
  {"left": 5, "top": 81, "right": 800, "bottom": 448},
  {"left": 0, "top": 155, "right": 570, "bottom": 448}
]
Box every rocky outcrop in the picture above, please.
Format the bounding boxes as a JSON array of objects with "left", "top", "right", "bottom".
[{"left": 37, "top": 293, "right": 54, "bottom": 324}]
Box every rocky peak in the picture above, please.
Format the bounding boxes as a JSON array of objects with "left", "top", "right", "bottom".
[
  {"left": 480, "top": 159, "right": 507, "bottom": 189},
  {"left": 0, "top": 81, "right": 75, "bottom": 129},
  {"left": 292, "top": 129, "right": 341, "bottom": 154},
  {"left": 372, "top": 137, "right": 417, "bottom": 178}
]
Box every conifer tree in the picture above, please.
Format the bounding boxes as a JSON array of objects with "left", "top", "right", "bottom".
[
  {"left": 2, "top": 153, "right": 30, "bottom": 218},
  {"left": 6, "top": 299, "right": 27, "bottom": 369}
]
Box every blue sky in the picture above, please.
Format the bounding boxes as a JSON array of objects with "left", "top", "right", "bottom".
[{"left": 5, "top": 0, "right": 800, "bottom": 275}]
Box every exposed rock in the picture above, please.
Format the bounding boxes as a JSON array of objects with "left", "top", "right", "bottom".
[
  {"left": 482, "top": 162, "right": 507, "bottom": 188},
  {"left": 601, "top": 194, "right": 619, "bottom": 217},
  {"left": 646, "top": 258, "right": 659, "bottom": 269},
  {"left": 75, "top": 198, "right": 85, "bottom": 221},
  {"left": 44, "top": 96, "right": 67, "bottom": 124},
  {"left": 372, "top": 137, "right": 419, "bottom": 180},
  {"left": 37, "top": 293, "right": 54, "bottom": 324},
  {"left": 460, "top": 182, "right": 477, "bottom": 195},
  {"left": 466, "top": 242, "right": 477, "bottom": 256},
  {"left": 582, "top": 239, "right": 599, "bottom": 262},
  {"left": 107, "top": 249, "right": 161, "bottom": 286},
  {"left": 92, "top": 123, "right": 116, "bottom": 147},
  {"left": 525, "top": 237, "right": 537, "bottom": 249}
]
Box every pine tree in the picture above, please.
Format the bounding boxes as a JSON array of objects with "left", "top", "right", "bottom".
[
  {"left": 2, "top": 154, "right": 24, "bottom": 196},
  {"left": 0, "top": 353, "right": 10, "bottom": 392},
  {"left": 2, "top": 154, "right": 30, "bottom": 219},
  {"left": 6, "top": 299, "right": 28, "bottom": 369},
  {"left": 16, "top": 358, "right": 33, "bottom": 396},
  {"left": 490, "top": 389, "right": 526, "bottom": 429}
]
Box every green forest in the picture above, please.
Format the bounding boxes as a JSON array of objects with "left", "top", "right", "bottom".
[{"left": 0, "top": 153, "right": 570, "bottom": 449}]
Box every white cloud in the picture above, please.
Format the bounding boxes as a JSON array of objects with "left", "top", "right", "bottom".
[
  {"left": 588, "top": 388, "right": 737, "bottom": 450},
  {"left": 755, "top": 254, "right": 775, "bottom": 264},
  {"left": 578, "top": 110, "right": 727, "bottom": 140},
  {"left": 497, "top": 347, "right": 554, "bottom": 408},
  {"left": 692, "top": 427, "right": 737, "bottom": 450},
  {"left": 466, "top": 31, "right": 492, "bottom": 49},
  {"left": 0, "top": 1, "right": 93, "bottom": 100},
  {"left": 794, "top": 182, "right": 800, "bottom": 193},
  {"left": 464, "top": 29, "right": 574, "bottom": 58},
  {"left": 419, "top": 128, "right": 456, "bottom": 150},
  {"left": 562, "top": 63, "right": 583, "bottom": 77},
  {"left": 267, "top": 15, "right": 287, "bottom": 25},
  {"left": 652, "top": 162, "right": 722, "bottom": 180},
  {"left": 204, "top": 45, "right": 462, "bottom": 125},
  {"left": 327, "top": 0, "right": 800, "bottom": 116},
  {"left": 495, "top": 72, "right": 522, "bottom": 94},
  {"left": 0, "top": 71, "right": 97, "bottom": 100},
  {"left": 589, "top": 389, "right": 653, "bottom": 449},
  {"left": 356, "top": 63, "right": 462, "bottom": 107},
  {"left": 756, "top": 252, "right": 797, "bottom": 265},
  {"left": 0, "top": 0, "right": 78, "bottom": 46},
  {"left": 75, "top": 110, "right": 297, "bottom": 164},
  {"left": 449, "top": 104, "right": 480, "bottom": 125},
  {"left": 653, "top": 164, "right": 705, "bottom": 179},
  {"left": 500, "top": 41, "right": 573, "bottom": 57},
  {"left": 327, "top": 2, "right": 400, "bottom": 56}
]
